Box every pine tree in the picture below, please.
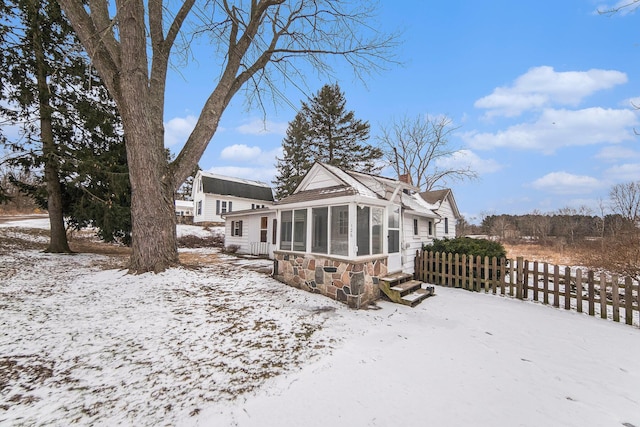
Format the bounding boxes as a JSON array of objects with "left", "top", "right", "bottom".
[
  {"left": 304, "top": 83, "right": 381, "bottom": 172},
  {"left": 274, "top": 83, "right": 382, "bottom": 199},
  {"left": 273, "top": 112, "right": 312, "bottom": 200},
  {"left": 0, "top": 0, "right": 131, "bottom": 245}
]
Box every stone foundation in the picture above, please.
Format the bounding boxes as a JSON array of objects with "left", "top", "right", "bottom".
[{"left": 273, "top": 251, "right": 388, "bottom": 309}]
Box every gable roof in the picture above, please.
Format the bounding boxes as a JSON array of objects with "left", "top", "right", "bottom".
[
  {"left": 198, "top": 171, "right": 274, "bottom": 202},
  {"left": 277, "top": 163, "right": 438, "bottom": 218},
  {"left": 419, "top": 188, "right": 461, "bottom": 219}
]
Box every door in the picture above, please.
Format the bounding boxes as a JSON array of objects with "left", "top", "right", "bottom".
[{"left": 387, "top": 205, "right": 402, "bottom": 273}]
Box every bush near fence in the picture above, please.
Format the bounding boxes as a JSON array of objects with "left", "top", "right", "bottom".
[{"left": 414, "top": 250, "right": 639, "bottom": 328}]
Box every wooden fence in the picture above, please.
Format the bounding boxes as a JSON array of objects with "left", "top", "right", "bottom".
[{"left": 414, "top": 251, "right": 639, "bottom": 328}]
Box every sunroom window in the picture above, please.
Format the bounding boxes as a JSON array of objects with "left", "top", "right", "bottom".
[
  {"left": 312, "top": 207, "right": 328, "bottom": 253},
  {"left": 280, "top": 211, "right": 292, "bottom": 250},
  {"left": 330, "top": 205, "right": 349, "bottom": 256},
  {"left": 293, "top": 210, "right": 307, "bottom": 251}
]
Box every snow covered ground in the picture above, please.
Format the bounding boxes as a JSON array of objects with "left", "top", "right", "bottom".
[{"left": 1, "top": 218, "right": 639, "bottom": 427}]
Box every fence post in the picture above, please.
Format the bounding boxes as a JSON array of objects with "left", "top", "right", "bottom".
[
  {"left": 476, "top": 256, "right": 482, "bottom": 292},
  {"left": 469, "top": 255, "right": 475, "bottom": 292},
  {"left": 509, "top": 258, "right": 515, "bottom": 297},
  {"left": 588, "top": 270, "right": 595, "bottom": 317},
  {"left": 499, "top": 257, "right": 506, "bottom": 295},
  {"left": 565, "top": 267, "right": 572, "bottom": 311},
  {"left": 553, "top": 265, "right": 560, "bottom": 308},
  {"left": 542, "top": 262, "right": 549, "bottom": 305},
  {"left": 492, "top": 256, "right": 498, "bottom": 294},
  {"left": 516, "top": 257, "right": 523, "bottom": 299},
  {"left": 533, "top": 261, "right": 539, "bottom": 302},
  {"left": 447, "top": 252, "right": 453, "bottom": 286},
  {"left": 575, "top": 269, "right": 582, "bottom": 313},
  {"left": 600, "top": 274, "right": 607, "bottom": 320},
  {"left": 523, "top": 260, "right": 530, "bottom": 299},
  {"left": 454, "top": 253, "right": 460, "bottom": 288},
  {"left": 612, "top": 275, "right": 620, "bottom": 323},
  {"left": 625, "top": 276, "right": 633, "bottom": 326},
  {"left": 483, "top": 256, "right": 489, "bottom": 293}
]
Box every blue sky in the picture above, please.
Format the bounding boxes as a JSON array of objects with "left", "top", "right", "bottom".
[{"left": 163, "top": 0, "right": 640, "bottom": 223}]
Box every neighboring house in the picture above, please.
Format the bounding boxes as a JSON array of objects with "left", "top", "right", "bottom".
[
  {"left": 226, "top": 162, "right": 461, "bottom": 308},
  {"left": 175, "top": 199, "right": 194, "bottom": 217},
  {"left": 192, "top": 171, "right": 274, "bottom": 224}
]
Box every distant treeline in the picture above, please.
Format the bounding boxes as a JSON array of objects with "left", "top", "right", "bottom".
[{"left": 461, "top": 214, "right": 636, "bottom": 243}]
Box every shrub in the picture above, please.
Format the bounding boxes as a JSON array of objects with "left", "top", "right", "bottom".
[
  {"left": 423, "top": 237, "right": 507, "bottom": 260},
  {"left": 224, "top": 244, "right": 240, "bottom": 254},
  {"left": 177, "top": 233, "right": 225, "bottom": 248}
]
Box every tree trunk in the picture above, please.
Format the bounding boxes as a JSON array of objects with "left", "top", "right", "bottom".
[
  {"left": 32, "top": 0, "right": 70, "bottom": 253},
  {"left": 127, "top": 141, "right": 179, "bottom": 273}
]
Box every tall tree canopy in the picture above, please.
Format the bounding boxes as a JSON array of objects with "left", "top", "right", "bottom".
[
  {"left": 0, "top": 0, "right": 130, "bottom": 249},
  {"left": 274, "top": 83, "right": 382, "bottom": 199},
  {"left": 56, "top": 0, "right": 396, "bottom": 272}
]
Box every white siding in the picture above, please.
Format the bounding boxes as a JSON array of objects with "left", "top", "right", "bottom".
[
  {"left": 225, "top": 212, "right": 277, "bottom": 258},
  {"left": 194, "top": 194, "right": 273, "bottom": 223},
  {"left": 401, "top": 214, "right": 436, "bottom": 273},
  {"left": 302, "top": 168, "right": 341, "bottom": 191},
  {"left": 434, "top": 198, "right": 456, "bottom": 238}
]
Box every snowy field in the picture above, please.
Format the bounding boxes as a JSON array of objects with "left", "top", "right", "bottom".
[{"left": 1, "top": 217, "right": 639, "bottom": 427}]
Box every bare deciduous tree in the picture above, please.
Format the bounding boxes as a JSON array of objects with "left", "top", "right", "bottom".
[
  {"left": 56, "top": 0, "right": 397, "bottom": 273},
  {"left": 609, "top": 181, "right": 640, "bottom": 223},
  {"left": 377, "top": 114, "right": 476, "bottom": 190}
]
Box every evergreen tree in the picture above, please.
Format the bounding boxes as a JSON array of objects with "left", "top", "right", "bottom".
[
  {"left": 0, "top": 0, "right": 131, "bottom": 246},
  {"left": 274, "top": 83, "right": 382, "bottom": 199},
  {"left": 273, "top": 112, "right": 312, "bottom": 200}
]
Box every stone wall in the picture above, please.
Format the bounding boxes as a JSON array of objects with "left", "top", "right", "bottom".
[{"left": 273, "top": 252, "right": 388, "bottom": 309}]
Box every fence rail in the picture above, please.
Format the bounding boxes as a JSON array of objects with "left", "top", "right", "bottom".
[{"left": 414, "top": 251, "right": 639, "bottom": 327}]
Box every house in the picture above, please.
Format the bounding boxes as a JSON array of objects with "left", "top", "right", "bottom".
[
  {"left": 419, "top": 188, "right": 461, "bottom": 239},
  {"left": 175, "top": 199, "right": 194, "bottom": 217},
  {"left": 192, "top": 171, "right": 274, "bottom": 224},
  {"left": 175, "top": 199, "right": 195, "bottom": 224},
  {"left": 223, "top": 162, "right": 461, "bottom": 308}
]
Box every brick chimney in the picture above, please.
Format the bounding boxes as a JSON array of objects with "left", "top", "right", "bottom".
[{"left": 399, "top": 173, "right": 412, "bottom": 184}]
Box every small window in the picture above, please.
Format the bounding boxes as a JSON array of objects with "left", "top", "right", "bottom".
[
  {"left": 232, "top": 220, "right": 243, "bottom": 237},
  {"left": 428, "top": 221, "right": 433, "bottom": 236},
  {"left": 413, "top": 218, "right": 419, "bottom": 235},
  {"left": 221, "top": 201, "right": 227, "bottom": 214},
  {"left": 260, "top": 216, "right": 268, "bottom": 243},
  {"left": 197, "top": 200, "right": 202, "bottom": 216},
  {"left": 445, "top": 218, "right": 449, "bottom": 234},
  {"left": 216, "top": 200, "right": 220, "bottom": 215}
]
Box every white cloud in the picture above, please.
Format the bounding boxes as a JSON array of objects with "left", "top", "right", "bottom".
[
  {"left": 164, "top": 115, "right": 197, "bottom": 147},
  {"left": 462, "top": 107, "right": 638, "bottom": 154},
  {"left": 435, "top": 150, "right": 503, "bottom": 174},
  {"left": 220, "top": 144, "right": 262, "bottom": 160},
  {"left": 595, "top": 145, "right": 640, "bottom": 161},
  {"left": 603, "top": 163, "right": 640, "bottom": 182},
  {"left": 219, "top": 144, "right": 282, "bottom": 166},
  {"left": 236, "top": 118, "right": 288, "bottom": 136},
  {"left": 475, "top": 66, "right": 627, "bottom": 117},
  {"left": 530, "top": 171, "right": 603, "bottom": 194}
]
